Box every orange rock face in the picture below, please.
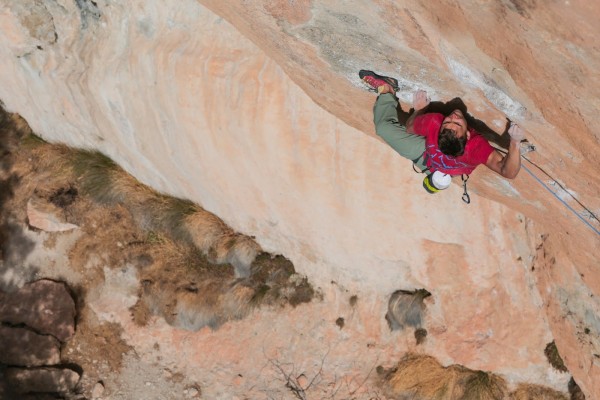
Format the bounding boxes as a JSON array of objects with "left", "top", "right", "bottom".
[{"left": 0, "top": 0, "right": 598, "bottom": 397}]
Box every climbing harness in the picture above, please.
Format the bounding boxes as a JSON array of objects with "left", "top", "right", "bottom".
[{"left": 461, "top": 174, "right": 470, "bottom": 204}]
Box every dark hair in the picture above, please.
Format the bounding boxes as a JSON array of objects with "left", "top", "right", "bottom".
[{"left": 438, "top": 128, "right": 467, "bottom": 157}]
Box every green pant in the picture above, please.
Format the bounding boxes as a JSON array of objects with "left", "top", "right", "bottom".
[{"left": 373, "top": 93, "right": 427, "bottom": 172}]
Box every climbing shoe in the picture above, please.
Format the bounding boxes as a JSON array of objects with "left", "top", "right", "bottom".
[
  {"left": 359, "top": 70, "right": 400, "bottom": 93},
  {"left": 423, "top": 171, "right": 451, "bottom": 194}
]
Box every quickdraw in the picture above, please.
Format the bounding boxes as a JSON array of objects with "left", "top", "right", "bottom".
[{"left": 461, "top": 174, "right": 470, "bottom": 204}]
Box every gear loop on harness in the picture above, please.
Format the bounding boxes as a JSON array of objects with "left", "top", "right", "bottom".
[{"left": 461, "top": 174, "right": 471, "bottom": 204}]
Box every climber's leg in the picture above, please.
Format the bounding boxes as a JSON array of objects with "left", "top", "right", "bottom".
[{"left": 373, "top": 93, "right": 427, "bottom": 172}]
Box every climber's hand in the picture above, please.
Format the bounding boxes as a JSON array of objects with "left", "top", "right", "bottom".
[
  {"left": 508, "top": 123, "right": 525, "bottom": 142},
  {"left": 413, "top": 90, "right": 430, "bottom": 111}
]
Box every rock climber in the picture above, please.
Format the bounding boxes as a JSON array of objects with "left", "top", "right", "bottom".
[{"left": 359, "top": 70, "right": 525, "bottom": 196}]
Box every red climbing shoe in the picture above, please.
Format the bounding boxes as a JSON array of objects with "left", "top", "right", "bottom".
[{"left": 359, "top": 70, "right": 399, "bottom": 93}]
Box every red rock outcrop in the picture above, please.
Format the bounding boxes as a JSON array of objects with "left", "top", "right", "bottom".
[
  {"left": 0, "top": 280, "right": 81, "bottom": 398},
  {"left": 0, "top": 326, "right": 61, "bottom": 367},
  {"left": 0, "top": 280, "right": 76, "bottom": 342}
]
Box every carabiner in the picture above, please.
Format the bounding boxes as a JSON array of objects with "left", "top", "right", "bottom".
[{"left": 461, "top": 174, "right": 471, "bottom": 204}]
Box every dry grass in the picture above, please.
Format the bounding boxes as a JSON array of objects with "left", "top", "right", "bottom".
[
  {"left": 385, "top": 355, "right": 569, "bottom": 400},
  {"left": 71, "top": 149, "right": 121, "bottom": 202},
  {"left": 2, "top": 109, "right": 315, "bottom": 332},
  {"left": 461, "top": 369, "right": 507, "bottom": 400},
  {"left": 108, "top": 169, "right": 157, "bottom": 209},
  {"left": 386, "top": 354, "right": 466, "bottom": 399},
  {"left": 509, "top": 383, "right": 568, "bottom": 400},
  {"left": 4, "top": 115, "right": 78, "bottom": 195},
  {"left": 131, "top": 247, "right": 314, "bottom": 330},
  {"left": 69, "top": 147, "right": 261, "bottom": 276},
  {"left": 18, "top": 130, "right": 262, "bottom": 274},
  {"left": 544, "top": 341, "right": 568, "bottom": 373},
  {"left": 184, "top": 210, "right": 261, "bottom": 277},
  {"left": 384, "top": 354, "right": 508, "bottom": 400},
  {"left": 184, "top": 209, "right": 229, "bottom": 252},
  {"left": 1, "top": 112, "right": 33, "bottom": 153},
  {"left": 67, "top": 201, "right": 145, "bottom": 269}
]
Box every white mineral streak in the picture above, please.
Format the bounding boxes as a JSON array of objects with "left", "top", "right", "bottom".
[{"left": 443, "top": 53, "right": 527, "bottom": 119}]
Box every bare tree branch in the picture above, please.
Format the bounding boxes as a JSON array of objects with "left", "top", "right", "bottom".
[{"left": 349, "top": 357, "right": 379, "bottom": 396}]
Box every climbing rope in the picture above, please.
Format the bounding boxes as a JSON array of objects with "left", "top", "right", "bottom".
[
  {"left": 520, "top": 163, "right": 600, "bottom": 236},
  {"left": 494, "top": 145, "right": 600, "bottom": 237}
]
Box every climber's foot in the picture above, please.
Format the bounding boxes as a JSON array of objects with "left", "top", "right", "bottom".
[{"left": 359, "top": 70, "right": 399, "bottom": 94}]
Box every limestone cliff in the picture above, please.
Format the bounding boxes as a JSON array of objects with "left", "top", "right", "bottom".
[{"left": 0, "top": 0, "right": 598, "bottom": 398}]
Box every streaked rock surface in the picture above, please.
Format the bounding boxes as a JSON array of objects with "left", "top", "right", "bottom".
[{"left": 0, "top": 0, "right": 598, "bottom": 397}]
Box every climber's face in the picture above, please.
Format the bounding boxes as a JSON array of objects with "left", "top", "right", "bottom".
[{"left": 441, "top": 109, "right": 468, "bottom": 138}]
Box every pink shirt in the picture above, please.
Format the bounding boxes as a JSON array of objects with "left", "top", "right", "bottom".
[{"left": 413, "top": 113, "right": 494, "bottom": 175}]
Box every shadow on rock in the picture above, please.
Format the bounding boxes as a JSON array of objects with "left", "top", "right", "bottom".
[
  {"left": 0, "top": 107, "right": 37, "bottom": 291},
  {"left": 397, "top": 97, "right": 513, "bottom": 148},
  {"left": 0, "top": 280, "right": 80, "bottom": 399}
]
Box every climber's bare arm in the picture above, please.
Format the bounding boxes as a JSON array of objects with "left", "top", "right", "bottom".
[
  {"left": 485, "top": 144, "right": 520, "bottom": 179},
  {"left": 406, "top": 90, "right": 430, "bottom": 134},
  {"left": 484, "top": 124, "right": 524, "bottom": 179}
]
